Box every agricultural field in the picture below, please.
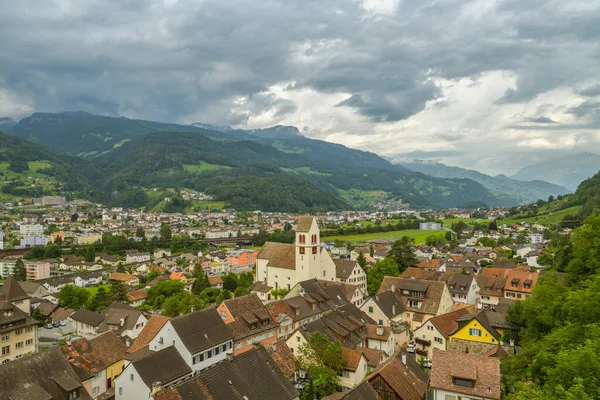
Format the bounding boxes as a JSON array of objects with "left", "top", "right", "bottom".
[
  {"left": 500, "top": 205, "right": 583, "bottom": 226},
  {"left": 182, "top": 161, "right": 230, "bottom": 173},
  {"left": 338, "top": 189, "right": 388, "bottom": 206},
  {"left": 322, "top": 229, "right": 447, "bottom": 244}
]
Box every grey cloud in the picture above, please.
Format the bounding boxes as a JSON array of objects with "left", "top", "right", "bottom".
[
  {"left": 527, "top": 116, "right": 556, "bottom": 123},
  {"left": 579, "top": 85, "right": 600, "bottom": 97},
  {"left": 568, "top": 101, "right": 600, "bottom": 118}
]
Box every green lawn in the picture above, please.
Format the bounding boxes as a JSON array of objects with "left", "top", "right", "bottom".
[
  {"left": 501, "top": 205, "right": 583, "bottom": 226},
  {"left": 441, "top": 218, "right": 487, "bottom": 227},
  {"left": 323, "top": 229, "right": 446, "bottom": 244},
  {"left": 85, "top": 284, "right": 111, "bottom": 297},
  {"left": 183, "top": 161, "right": 230, "bottom": 173}
]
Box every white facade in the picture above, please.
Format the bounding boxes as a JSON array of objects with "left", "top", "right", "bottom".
[
  {"left": 339, "top": 354, "right": 369, "bottom": 390},
  {"left": 126, "top": 253, "right": 151, "bottom": 263},
  {"left": 0, "top": 231, "right": 4, "bottom": 250},
  {"left": 20, "top": 224, "right": 44, "bottom": 236},
  {"left": 148, "top": 321, "right": 233, "bottom": 373},
  {"left": 74, "top": 320, "right": 98, "bottom": 337},
  {"left": 20, "top": 235, "right": 48, "bottom": 247},
  {"left": 0, "top": 260, "right": 16, "bottom": 278},
  {"left": 529, "top": 233, "right": 544, "bottom": 244},
  {"left": 419, "top": 222, "right": 442, "bottom": 231},
  {"left": 431, "top": 388, "right": 497, "bottom": 400},
  {"left": 90, "top": 368, "right": 108, "bottom": 398},
  {"left": 74, "top": 275, "right": 103, "bottom": 287},
  {"left": 413, "top": 319, "right": 446, "bottom": 360}
]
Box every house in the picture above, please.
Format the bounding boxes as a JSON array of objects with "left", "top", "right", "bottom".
[
  {"left": 71, "top": 309, "right": 105, "bottom": 337},
  {"left": 367, "top": 352, "right": 428, "bottom": 400},
  {"left": 95, "top": 253, "right": 120, "bottom": 266},
  {"left": 115, "top": 346, "right": 193, "bottom": 400},
  {"left": 475, "top": 275, "right": 506, "bottom": 306},
  {"left": 148, "top": 307, "right": 234, "bottom": 372},
  {"left": 360, "top": 291, "right": 409, "bottom": 351},
  {"left": 128, "top": 315, "right": 170, "bottom": 354},
  {"left": 430, "top": 349, "right": 500, "bottom": 400},
  {"left": 254, "top": 216, "right": 337, "bottom": 301},
  {"left": 42, "top": 276, "right": 75, "bottom": 293},
  {"left": 0, "top": 277, "right": 38, "bottom": 363},
  {"left": 153, "top": 248, "right": 171, "bottom": 259},
  {"left": 217, "top": 293, "right": 279, "bottom": 355},
  {"left": 319, "top": 279, "right": 365, "bottom": 307},
  {"left": 504, "top": 270, "right": 538, "bottom": 300},
  {"left": 364, "top": 324, "right": 395, "bottom": 358},
  {"left": 446, "top": 274, "right": 480, "bottom": 305},
  {"left": 0, "top": 347, "right": 92, "bottom": 400},
  {"left": 153, "top": 347, "right": 299, "bottom": 400},
  {"left": 226, "top": 249, "right": 258, "bottom": 268},
  {"left": 413, "top": 305, "right": 478, "bottom": 361},
  {"left": 169, "top": 271, "right": 187, "bottom": 283},
  {"left": 447, "top": 311, "right": 505, "bottom": 355},
  {"left": 125, "top": 250, "right": 151, "bottom": 264},
  {"left": 97, "top": 302, "right": 148, "bottom": 341},
  {"left": 379, "top": 277, "right": 454, "bottom": 330},
  {"left": 334, "top": 259, "right": 367, "bottom": 292},
  {"left": 62, "top": 331, "right": 128, "bottom": 398},
  {"left": 110, "top": 272, "right": 140, "bottom": 287},
  {"left": 339, "top": 347, "right": 369, "bottom": 390},
  {"left": 74, "top": 271, "right": 104, "bottom": 287},
  {"left": 417, "top": 258, "right": 441, "bottom": 271},
  {"left": 127, "top": 289, "right": 148, "bottom": 307},
  {"left": 208, "top": 275, "right": 224, "bottom": 289},
  {"left": 322, "top": 381, "right": 381, "bottom": 400}
]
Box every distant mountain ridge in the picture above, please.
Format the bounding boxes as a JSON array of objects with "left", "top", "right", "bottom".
[
  {"left": 511, "top": 153, "right": 600, "bottom": 191},
  {"left": 3, "top": 111, "right": 538, "bottom": 209},
  {"left": 401, "top": 160, "right": 571, "bottom": 203}
]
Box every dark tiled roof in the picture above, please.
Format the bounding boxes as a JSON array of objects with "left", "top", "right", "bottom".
[
  {"left": 70, "top": 309, "right": 105, "bottom": 327},
  {"left": 370, "top": 291, "right": 405, "bottom": 319},
  {"left": 367, "top": 352, "right": 428, "bottom": 400},
  {"left": 333, "top": 259, "right": 360, "bottom": 280},
  {"left": 296, "top": 216, "right": 315, "bottom": 232},
  {"left": 266, "top": 340, "right": 297, "bottom": 378},
  {"left": 170, "top": 308, "right": 233, "bottom": 354},
  {"left": 0, "top": 347, "right": 92, "bottom": 400},
  {"left": 132, "top": 346, "right": 192, "bottom": 388},
  {"left": 0, "top": 276, "right": 30, "bottom": 302},
  {"left": 322, "top": 381, "right": 381, "bottom": 400},
  {"left": 221, "top": 294, "right": 277, "bottom": 340}
]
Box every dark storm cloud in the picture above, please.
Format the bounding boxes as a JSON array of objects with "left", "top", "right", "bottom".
[
  {"left": 0, "top": 0, "right": 599, "bottom": 135},
  {"left": 579, "top": 85, "right": 600, "bottom": 97}
]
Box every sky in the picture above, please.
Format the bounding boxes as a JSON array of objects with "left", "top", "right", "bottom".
[{"left": 1, "top": 0, "right": 600, "bottom": 175}]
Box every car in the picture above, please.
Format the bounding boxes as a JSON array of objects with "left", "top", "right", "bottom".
[
  {"left": 406, "top": 342, "right": 416, "bottom": 353},
  {"left": 44, "top": 323, "right": 53, "bottom": 329},
  {"left": 52, "top": 321, "right": 61, "bottom": 328},
  {"left": 59, "top": 321, "right": 67, "bottom": 326}
]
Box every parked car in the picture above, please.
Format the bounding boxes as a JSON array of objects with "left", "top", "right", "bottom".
[
  {"left": 44, "top": 323, "right": 53, "bottom": 329},
  {"left": 52, "top": 321, "right": 60, "bottom": 328},
  {"left": 59, "top": 321, "right": 67, "bottom": 326},
  {"left": 407, "top": 342, "right": 416, "bottom": 353}
]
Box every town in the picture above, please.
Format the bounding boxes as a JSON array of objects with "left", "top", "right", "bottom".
[{"left": 0, "top": 197, "right": 564, "bottom": 400}]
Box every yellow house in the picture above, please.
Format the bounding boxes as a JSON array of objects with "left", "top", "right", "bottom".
[{"left": 448, "top": 312, "right": 503, "bottom": 355}]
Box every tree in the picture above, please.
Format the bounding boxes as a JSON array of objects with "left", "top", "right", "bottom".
[
  {"left": 488, "top": 220, "right": 498, "bottom": 231},
  {"left": 116, "top": 264, "right": 126, "bottom": 273},
  {"left": 12, "top": 258, "right": 26, "bottom": 281},
  {"left": 356, "top": 252, "right": 368, "bottom": 270},
  {"left": 191, "top": 273, "right": 210, "bottom": 295},
  {"left": 88, "top": 287, "right": 111, "bottom": 311},
  {"left": 147, "top": 280, "right": 185, "bottom": 309},
  {"left": 233, "top": 287, "right": 251, "bottom": 297},
  {"left": 135, "top": 227, "right": 145, "bottom": 238},
  {"left": 477, "top": 237, "right": 497, "bottom": 248},
  {"left": 367, "top": 258, "right": 399, "bottom": 295},
  {"left": 109, "top": 280, "right": 129, "bottom": 303},
  {"left": 44, "top": 243, "right": 62, "bottom": 259},
  {"left": 425, "top": 234, "right": 446, "bottom": 247},
  {"left": 444, "top": 230, "right": 453, "bottom": 241},
  {"left": 271, "top": 288, "right": 289, "bottom": 299},
  {"left": 222, "top": 273, "right": 238, "bottom": 292},
  {"left": 369, "top": 244, "right": 374, "bottom": 257},
  {"left": 58, "top": 285, "right": 90, "bottom": 309},
  {"left": 84, "top": 245, "right": 96, "bottom": 262},
  {"left": 297, "top": 332, "right": 347, "bottom": 398},
  {"left": 160, "top": 223, "right": 172, "bottom": 241},
  {"left": 388, "top": 237, "right": 417, "bottom": 272},
  {"left": 162, "top": 292, "right": 205, "bottom": 317}
]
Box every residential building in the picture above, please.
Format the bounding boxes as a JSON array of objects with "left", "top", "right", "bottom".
[
  {"left": 72, "top": 309, "right": 105, "bottom": 337},
  {"left": 0, "top": 347, "right": 92, "bottom": 400},
  {"left": 25, "top": 260, "right": 51, "bottom": 280},
  {"left": 475, "top": 275, "right": 506, "bottom": 306},
  {"left": 319, "top": 279, "right": 365, "bottom": 307},
  {"left": 339, "top": 347, "right": 369, "bottom": 390},
  {"left": 41, "top": 276, "right": 75, "bottom": 293},
  {"left": 447, "top": 312, "right": 504, "bottom": 355},
  {"left": 430, "top": 349, "right": 500, "bottom": 400},
  {"left": 62, "top": 331, "right": 128, "bottom": 398},
  {"left": 253, "top": 216, "right": 336, "bottom": 301},
  {"left": 125, "top": 250, "right": 151, "bottom": 263},
  {"left": 110, "top": 272, "right": 140, "bottom": 287},
  {"left": 169, "top": 271, "right": 187, "bottom": 283},
  {"left": 360, "top": 291, "right": 409, "bottom": 352},
  {"left": 19, "top": 224, "right": 44, "bottom": 236},
  {"left": 217, "top": 293, "right": 278, "bottom": 355},
  {"left": 0, "top": 258, "right": 16, "bottom": 278},
  {"left": 378, "top": 277, "right": 454, "bottom": 330},
  {"left": 226, "top": 249, "right": 258, "bottom": 268},
  {"left": 504, "top": 270, "right": 538, "bottom": 300},
  {"left": 73, "top": 271, "right": 104, "bottom": 287},
  {"left": 419, "top": 222, "right": 442, "bottom": 230},
  {"left": 0, "top": 231, "right": 4, "bottom": 250},
  {"left": 413, "top": 305, "right": 478, "bottom": 361},
  {"left": 18, "top": 280, "right": 51, "bottom": 300},
  {"left": 322, "top": 381, "right": 380, "bottom": 400},
  {"left": 446, "top": 274, "right": 480, "bottom": 304},
  {"left": 20, "top": 235, "right": 49, "bottom": 247},
  {"left": 115, "top": 346, "right": 193, "bottom": 400},
  {"left": 0, "top": 278, "right": 38, "bottom": 364},
  {"left": 364, "top": 323, "right": 395, "bottom": 357},
  {"left": 154, "top": 248, "right": 171, "bottom": 258},
  {"left": 153, "top": 347, "right": 299, "bottom": 400},
  {"left": 334, "top": 259, "right": 367, "bottom": 292},
  {"left": 149, "top": 307, "right": 234, "bottom": 372},
  {"left": 97, "top": 302, "right": 148, "bottom": 341},
  {"left": 127, "top": 315, "right": 170, "bottom": 354},
  {"left": 367, "top": 351, "right": 428, "bottom": 400},
  {"left": 77, "top": 233, "right": 103, "bottom": 245},
  {"left": 127, "top": 289, "right": 148, "bottom": 307}
]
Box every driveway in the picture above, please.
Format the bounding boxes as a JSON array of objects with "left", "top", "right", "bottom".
[{"left": 38, "top": 321, "right": 74, "bottom": 350}]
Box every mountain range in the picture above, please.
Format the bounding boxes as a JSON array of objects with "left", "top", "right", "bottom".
[
  {"left": 511, "top": 153, "right": 600, "bottom": 191},
  {"left": 0, "top": 111, "right": 578, "bottom": 211},
  {"left": 401, "top": 161, "right": 571, "bottom": 204}
]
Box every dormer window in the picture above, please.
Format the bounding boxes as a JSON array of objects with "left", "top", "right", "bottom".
[{"left": 453, "top": 378, "right": 475, "bottom": 388}]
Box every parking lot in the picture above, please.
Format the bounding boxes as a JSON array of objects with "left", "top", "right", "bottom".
[{"left": 38, "top": 320, "right": 74, "bottom": 345}]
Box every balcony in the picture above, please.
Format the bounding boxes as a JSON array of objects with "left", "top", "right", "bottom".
[
  {"left": 416, "top": 349, "right": 428, "bottom": 357},
  {"left": 415, "top": 337, "right": 431, "bottom": 346}
]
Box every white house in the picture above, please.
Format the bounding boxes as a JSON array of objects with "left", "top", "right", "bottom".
[
  {"left": 148, "top": 308, "right": 234, "bottom": 373},
  {"left": 339, "top": 348, "right": 369, "bottom": 390},
  {"left": 125, "top": 250, "right": 151, "bottom": 263},
  {"left": 419, "top": 222, "right": 442, "bottom": 230},
  {"left": 73, "top": 272, "right": 104, "bottom": 287}
]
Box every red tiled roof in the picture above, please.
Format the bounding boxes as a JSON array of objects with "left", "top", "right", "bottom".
[{"left": 128, "top": 315, "right": 169, "bottom": 353}]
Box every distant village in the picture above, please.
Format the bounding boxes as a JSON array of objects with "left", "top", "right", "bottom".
[{"left": 0, "top": 196, "right": 562, "bottom": 400}]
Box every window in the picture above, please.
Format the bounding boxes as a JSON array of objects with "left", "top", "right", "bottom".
[
  {"left": 15, "top": 342, "right": 23, "bottom": 349},
  {"left": 322, "top": 270, "right": 326, "bottom": 277},
  {"left": 312, "top": 246, "right": 318, "bottom": 254},
  {"left": 1, "top": 345, "right": 9, "bottom": 355},
  {"left": 215, "top": 346, "right": 220, "bottom": 355},
  {"left": 469, "top": 328, "right": 482, "bottom": 337},
  {"left": 454, "top": 378, "right": 475, "bottom": 388},
  {"left": 26, "top": 327, "right": 33, "bottom": 333},
  {"left": 235, "top": 342, "right": 242, "bottom": 349},
  {"left": 297, "top": 336, "right": 301, "bottom": 342},
  {"left": 368, "top": 306, "right": 373, "bottom": 313},
  {"left": 92, "top": 387, "right": 99, "bottom": 395},
  {"left": 299, "top": 247, "right": 305, "bottom": 255},
  {"left": 25, "top": 339, "right": 33, "bottom": 346},
  {"left": 342, "top": 370, "right": 350, "bottom": 377},
  {"left": 222, "top": 344, "right": 227, "bottom": 352},
  {"left": 378, "top": 320, "right": 383, "bottom": 325},
  {"left": 15, "top": 329, "right": 22, "bottom": 335},
  {"left": 207, "top": 349, "right": 212, "bottom": 359},
  {"left": 434, "top": 337, "right": 443, "bottom": 344},
  {"left": 444, "top": 395, "right": 456, "bottom": 400},
  {"left": 69, "top": 391, "right": 77, "bottom": 400},
  {"left": 1, "top": 334, "right": 9, "bottom": 342},
  {"left": 119, "top": 388, "right": 123, "bottom": 396}
]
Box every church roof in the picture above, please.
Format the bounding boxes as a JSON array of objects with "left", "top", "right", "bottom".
[
  {"left": 296, "top": 216, "right": 315, "bottom": 232},
  {"left": 0, "top": 276, "right": 31, "bottom": 302},
  {"left": 257, "top": 242, "right": 296, "bottom": 270}
]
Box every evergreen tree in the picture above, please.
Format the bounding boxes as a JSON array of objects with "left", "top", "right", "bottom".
[
  {"left": 110, "top": 280, "right": 128, "bottom": 303},
  {"left": 13, "top": 258, "right": 26, "bottom": 281},
  {"left": 191, "top": 273, "right": 210, "bottom": 295},
  {"left": 222, "top": 273, "right": 238, "bottom": 292},
  {"left": 89, "top": 287, "right": 111, "bottom": 311},
  {"left": 356, "top": 251, "right": 368, "bottom": 269},
  {"left": 388, "top": 236, "right": 417, "bottom": 272},
  {"left": 160, "top": 223, "right": 172, "bottom": 241},
  {"left": 367, "top": 258, "right": 399, "bottom": 295},
  {"left": 84, "top": 245, "right": 96, "bottom": 262}
]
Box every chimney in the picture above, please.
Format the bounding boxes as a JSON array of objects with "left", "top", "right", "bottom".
[
  {"left": 126, "top": 338, "right": 131, "bottom": 347},
  {"left": 151, "top": 382, "right": 162, "bottom": 395},
  {"left": 299, "top": 287, "right": 305, "bottom": 297},
  {"left": 226, "top": 350, "right": 234, "bottom": 361},
  {"left": 120, "top": 317, "right": 125, "bottom": 327},
  {"left": 65, "top": 335, "right": 72, "bottom": 346},
  {"left": 376, "top": 325, "right": 384, "bottom": 336},
  {"left": 401, "top": 352, "right": 407, "bottom": 366},
  {"left": 375, "top": 295, "right": 379, "bottom": 302},
  {"left": 390, "top": 284, "right": 396, "bottom": 292},
  {"left": 253, "top": 340, "right": 260, "bottom": 349},
  {"left": 392, "top": 304, "right": 396, "bottom": 316}
]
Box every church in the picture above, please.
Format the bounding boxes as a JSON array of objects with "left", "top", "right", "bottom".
[{"left": 252, "top": 216, "right": 336, "bottom": 301}]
